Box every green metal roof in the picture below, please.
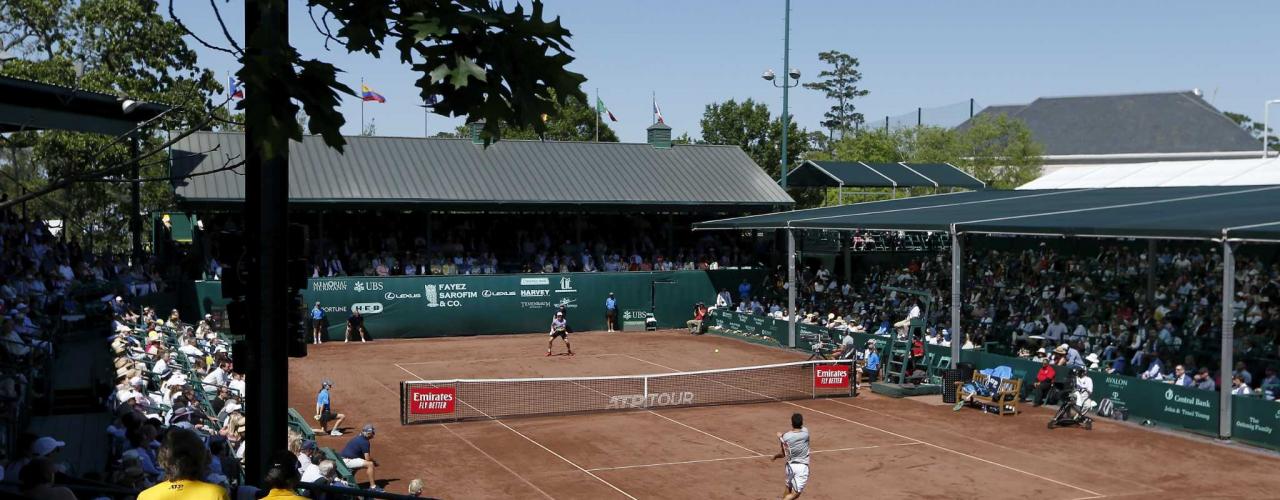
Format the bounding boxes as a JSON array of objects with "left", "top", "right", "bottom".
[
  {"left": 171, "top": 131, "right": 793, "bottom": 211},
  {"left": 786, "top": 161, "right": 985, "bottom": 189},
  {"left": 695, "top": 185, "right": 1280, "bottom": 242}
]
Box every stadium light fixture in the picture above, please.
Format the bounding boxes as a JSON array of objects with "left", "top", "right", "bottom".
[{"left": 762, "top": 69, "right": 775, "bottom": 82}]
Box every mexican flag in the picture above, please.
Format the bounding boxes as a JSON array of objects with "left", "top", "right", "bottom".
[{"left": 596, "top": 97, "right": 618, "bottom": 122}]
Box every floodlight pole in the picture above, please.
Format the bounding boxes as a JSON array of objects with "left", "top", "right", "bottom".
[
  {"left": 1264, "top": 100, "right": 1280, "bottom": 159},
  {"left": 1219, "top": 237, "right": 1234, "bottom": 439},
  {"left": 950, "top": 228, "right": 962, "bottom": 366}
]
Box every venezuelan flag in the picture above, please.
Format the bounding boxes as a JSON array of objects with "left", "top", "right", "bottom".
[{"left": 361, "top": 84, "right": 386, "bottom": 103}]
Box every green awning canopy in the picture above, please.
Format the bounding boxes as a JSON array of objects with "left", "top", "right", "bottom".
[
  {"left": 695, "top": 185, "right": 1280, "bottom": 242},
  {"left": 785, "top": 161, "right": 986, "bottom": 189}
]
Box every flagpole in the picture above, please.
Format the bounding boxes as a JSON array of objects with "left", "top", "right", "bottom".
[
  {"left": 595, "top": 88, "right": 600, "bottom": 142},
  {"left": 360, "top": 77, "right": 365, "bottom": 134},
  {"left": 652, "top": 91, "right": 656, "bottom": 125}
]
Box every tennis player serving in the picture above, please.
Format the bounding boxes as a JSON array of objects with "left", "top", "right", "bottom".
[
  {"left": 547, "top": 311, "right": 573, "bottom": 356},
  {"left": 772, "top": 412, "right": 809, "bottom": 499}
]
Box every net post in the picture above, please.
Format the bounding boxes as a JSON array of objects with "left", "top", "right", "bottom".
[
  {"left": 643, "top": 376, "right": 649, "bottom": 403},
  {"left": 399, "top": 381, "right": 407, "bottom": 425}
]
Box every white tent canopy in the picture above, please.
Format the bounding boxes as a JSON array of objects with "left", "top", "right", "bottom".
[{"left": 1019, "top": 157, "right": 1280, "bottom": 189}]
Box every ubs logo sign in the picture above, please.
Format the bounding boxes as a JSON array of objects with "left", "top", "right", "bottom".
[
  {"left": 352, "top": 281, "right": 384, "bottom": 293},
  {"left": 556, "top": 276, "right": 577, "bottom": 293}
]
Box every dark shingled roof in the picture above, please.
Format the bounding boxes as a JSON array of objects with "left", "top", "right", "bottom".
[
  {"left": 170, "top": 131, "right": 793, "bottom": 210},
  {"left": 957, "top": 91, "right": 1259, "bottom": 156}
]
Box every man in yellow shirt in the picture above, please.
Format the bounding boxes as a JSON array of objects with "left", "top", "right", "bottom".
[{"left": 138, "top": 428, "right": 229, "bottom": 500}]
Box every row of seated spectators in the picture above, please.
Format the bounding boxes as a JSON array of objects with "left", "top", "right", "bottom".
[
  {"left": 195, "top": 212, "right": 766, "bottom": 278},
  {"left": 1, "top": 202, "right": 121, "bottom": 488},
  {"left": 744, "top": 235, "right": 1280, "bottom": 398},
  {"left": 0, "top": 211, "right": 423, "bottom": 497}
]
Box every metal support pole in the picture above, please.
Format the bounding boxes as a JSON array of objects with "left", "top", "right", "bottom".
[
  {"left": 841, "top": 232, "right": 851, "bottom": 285},
  {"left": 1219, "top": 239, "right": 1235, "bottom": 439},
  {"left": 244, "top": 0, "right": 289, "bottom": 485},
  {"left": 837, "top": 182, "right": 843, "bottom": 205},
  {"left": 787, "top": 228, "right": 797, "bottom": 348},
  {"left": 969, "top": 98, "right": 974, "bottom": 119},
  {"left": 129, "top": 134, "right": 142, "bottom": 265},
  {"left": 917, "top": 107, "right": 922, "bottom": 127},
  {"left": 1264, "top": 100, "right": 1279, "bottom": 159},
  {"left": 1146, "top": 239, "right": 1157, "bottom": 305},
  {"left": 950, "top": 229, "right": 962, "bottom": 366},
  {"left": 778, "top": 0, "right": 792, "bottom": 188}
]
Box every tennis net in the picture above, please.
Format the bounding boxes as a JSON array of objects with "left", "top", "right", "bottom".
[{"left": 400, "top": 359, "right": 854, "bottom": 424}]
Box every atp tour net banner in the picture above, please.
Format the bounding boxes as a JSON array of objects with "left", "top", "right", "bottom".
[{"left": 301, "top": 271, "right": 715, "bottom": 338}]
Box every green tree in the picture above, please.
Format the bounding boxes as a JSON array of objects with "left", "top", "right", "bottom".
[
  {"left": 1224, "top": 111, "right": 1278, "bottom": 151},
  {"left": 802, "top": 50, "right": 869, "bottom": 141},
  {"left": 0, "top": 0, "right": 227, "bottom": 249},
  {"left": 955, "top": 114, "right": 1043, "bottom": 188},
  {"left": 449, "top": 93, "right": 618, "bottom": 142},
  {"left": 699, "top": 98, "right": 817, "bottom": 205},
  {"left": 831, "top": 129, "right": 901, "bottom": 163},
  {"left": 699, "top": 98, "right": 808, "bottom": 179}
]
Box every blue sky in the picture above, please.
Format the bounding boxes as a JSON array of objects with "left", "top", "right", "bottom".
[{"left": 176, "top": 0, "right": 1280, "bottom": 143}]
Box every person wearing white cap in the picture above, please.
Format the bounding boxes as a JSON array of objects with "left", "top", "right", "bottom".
[
  {"left": 1085, "top": 353, "right": 1100, "bottom": 369},
  {"left": 546, "top": 311, "right": 572, "bottom": 356}
]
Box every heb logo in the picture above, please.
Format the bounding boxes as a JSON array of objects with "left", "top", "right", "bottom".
[
  {"left": 408, "top": 387, "right": 456, "bottom": 414},
  {"left": 813, "top": 364, "right": 850, "bottom": 389},
  {"left": 351, "top": 303, "right": 383, "bottom": 315}
]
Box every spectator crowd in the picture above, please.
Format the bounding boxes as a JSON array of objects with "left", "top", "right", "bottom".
[
  {"left": 197, "top": 212, "right": 765, "bottom": 280},
  {"left": 723, "top": 235, "right": 1280, "bottom": 399}
]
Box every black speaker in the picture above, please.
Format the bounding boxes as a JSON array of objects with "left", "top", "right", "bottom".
[
  {"left": 941, "top": 369, "right": 961, "bottom": 403},
  {"left": 958, "top": 362, "right": 975, "bottom": 381}
]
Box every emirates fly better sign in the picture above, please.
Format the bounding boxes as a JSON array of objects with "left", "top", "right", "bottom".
[
  {"left": 408, "top": 387, "right": 456, "bottom": 414},
  {"left": 813, "top": 364, "right": 851, "bottom": 389}
]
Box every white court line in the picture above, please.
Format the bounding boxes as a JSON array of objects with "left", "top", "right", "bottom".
[
  {"left": 645, "top": 411, "right": 765, "bottom": 456},
  {"left": 622, "top": 353, "right": 1103, "bottom": 499},
  {"left": 494, "top": 418, "right": 637, "bottom": 500},
  {"left": 398, "top": 353, "right": 625, "bottom": 366},
  {"left": 440, "top": 423, "right": 556, "bottom": 500},
  {"left": 791, "top": 400, "right": 1103, "bottom": 498},
  {"left": 397, "top": 364, "right": 637, "bottom": 500},
  {"left": 562, "top": 375, "right": 765, "bottom": 457},
  {"left": 395, "top": 363, "right": 494, "bottom": 419},
  {"left": 829, "top": 399, "right": 1163, "bottom": 496},
  {"left": 585, "top": 442, "right": 921, "bottom": 472}
]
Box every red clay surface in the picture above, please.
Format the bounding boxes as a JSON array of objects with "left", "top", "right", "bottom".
[{"left": 289, "top": 330, "right": 1280, "bottom": 499}]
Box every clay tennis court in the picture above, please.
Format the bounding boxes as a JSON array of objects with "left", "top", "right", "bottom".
[{"left": 288, "top": 330, "right": 1280, "bottom": 499}]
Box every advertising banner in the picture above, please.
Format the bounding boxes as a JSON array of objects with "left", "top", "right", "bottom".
[
  {"left": 407, "top": 387, "right": 456, "bottom": 415},
  {"left": 814, "top": 364, "right": 851, "bottom": 388},
  {"left": 299, "top": 271, "right": 715, "bottom": 339},
  {"left": 1231, "top": 395, "right": 1280, "bottom": 451}
]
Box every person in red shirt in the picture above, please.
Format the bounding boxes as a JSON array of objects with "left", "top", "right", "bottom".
[
  {"left": 1030, "top": 359, "right": 1057, "bottom": 407},
  {"left": 686, "top": 302, "right": 708, "bottom": 334}
]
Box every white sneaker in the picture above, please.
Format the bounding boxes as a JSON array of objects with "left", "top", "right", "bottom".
[
  {"left": 344, "top": 340, "right": 349, "bottom": 343},
  {"left": 361, "top": 339, "right": 367, "bottom": 343},
  {"left": 330, "top": 429, "right": 342, "bottom": 436}
]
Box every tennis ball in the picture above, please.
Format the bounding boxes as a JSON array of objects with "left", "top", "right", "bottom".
[{"left": 715, "top": 349, "right": 720, "bottom": 353}]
